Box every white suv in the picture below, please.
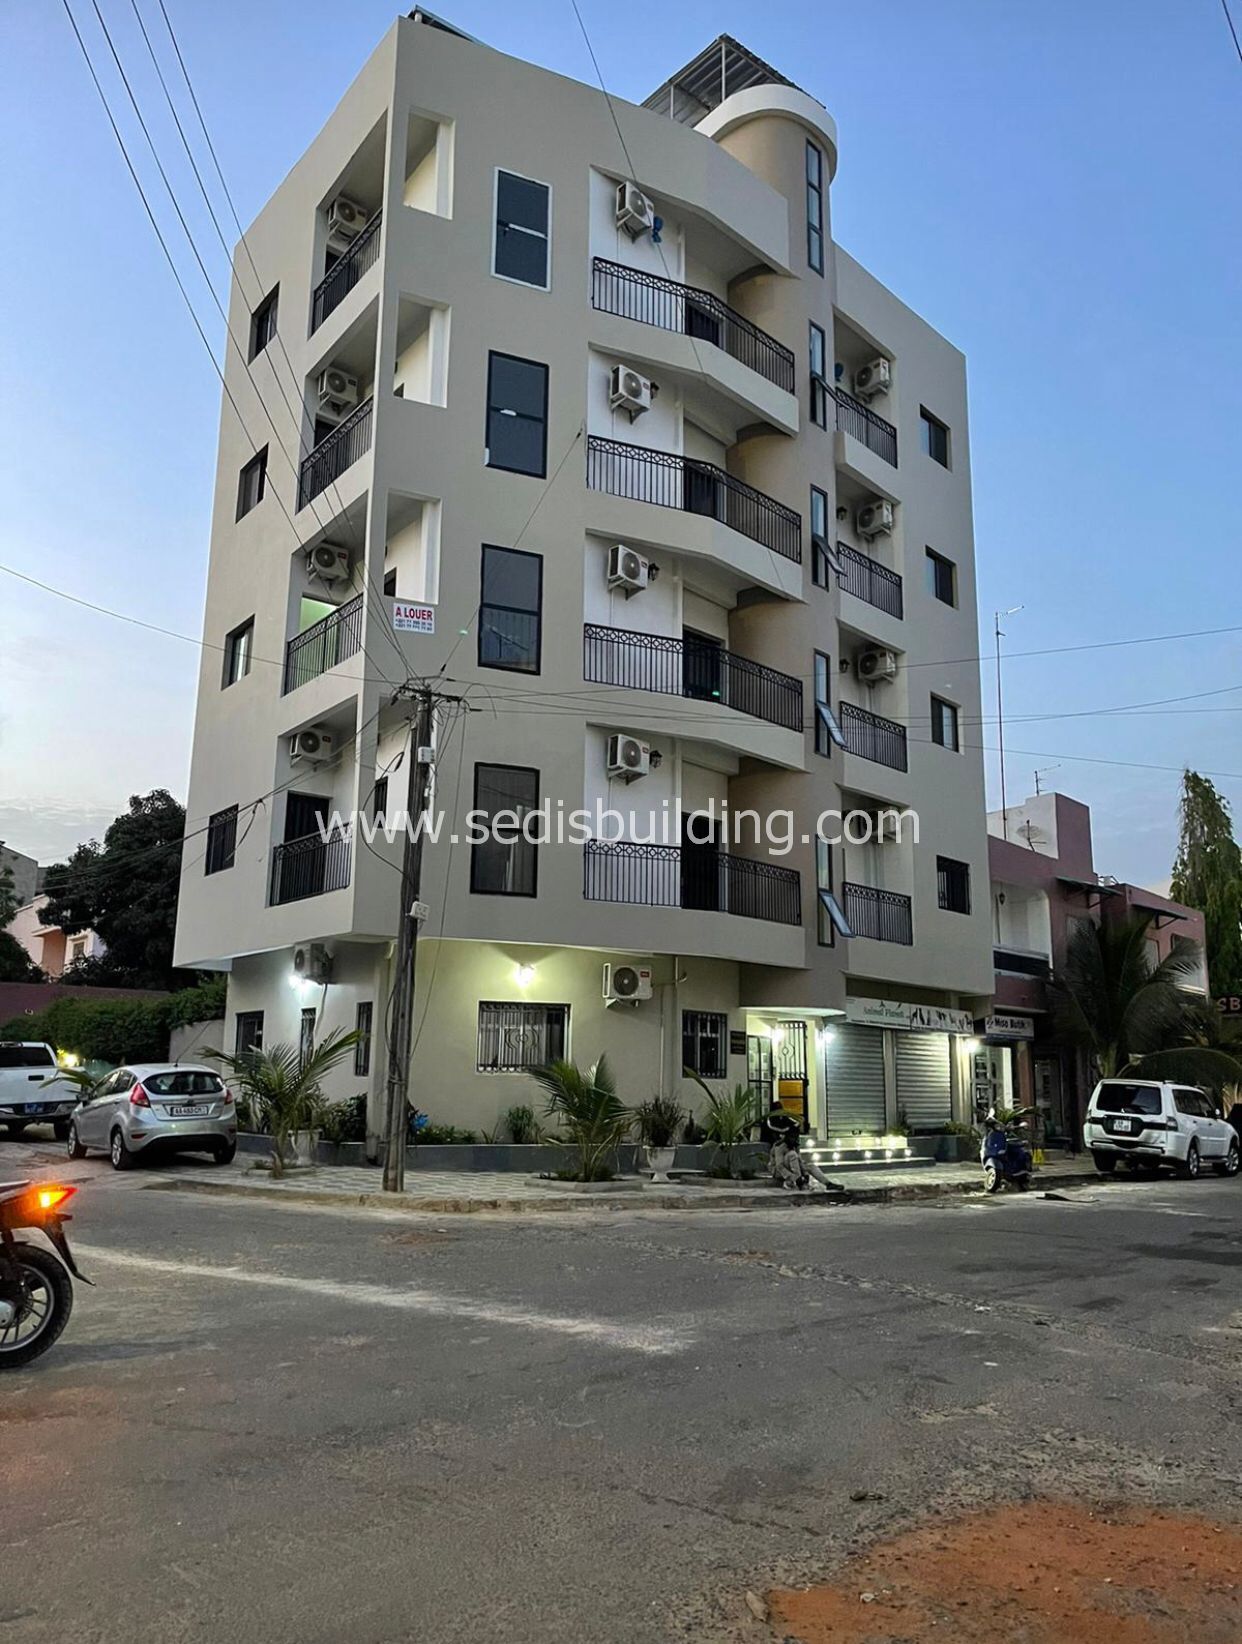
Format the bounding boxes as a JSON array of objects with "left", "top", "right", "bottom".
[{"left": 1084, "top": 1080, "right": 1240, "bottom": 1179}]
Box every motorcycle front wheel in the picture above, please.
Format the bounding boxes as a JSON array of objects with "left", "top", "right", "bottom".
[
  {"left": 983, "top": 1161, "right": 1002, "bottom": 1193},
  {"left": 0, "top": 1243, "right": 74, "bottom": 1369}
]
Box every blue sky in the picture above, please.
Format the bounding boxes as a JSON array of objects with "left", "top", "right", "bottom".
[{"left": 1, "top": 0, "right": 1239, "bottom": 880}]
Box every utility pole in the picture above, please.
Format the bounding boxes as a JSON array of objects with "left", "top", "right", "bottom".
[
  {"left": 994, "top": 606, "right": 1023, "bottom": 841},
  {"left": 382, "top": 686, "right": 435, "bottom": 1193}
]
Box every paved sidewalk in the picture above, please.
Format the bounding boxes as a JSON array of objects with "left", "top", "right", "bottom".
[{"left": 159, "top": 1155, "right": 1101, "bottom": 1215}]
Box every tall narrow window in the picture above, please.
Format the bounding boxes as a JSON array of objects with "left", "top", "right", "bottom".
[
  {"left": 477, "top": 1002, "right": 568, "bottom": 1071},
  {"left": 205, "top": 805, "right": 238, "bottom": 875},
  {"left": 234, "top": 1011, "right": 264, "bottom": 1060},
  {"left": 248, "top": 286, "right": 279, "bottom": 360},
  {"left": 479, "top": 544, "right": 543, "bottom": 673},
  {"left": 354, "top": 1001, "right": 373, "bottom": 1076},
  {"left": 682, "top": 1010, "right": 727, "bottom": 1078},
  {"left": 930, "top": 695, "right": 960, "bottom": 751},
  {"left": 816, "top": 838, "right": 852, "bottom": 945},
  {"left": 486, "top": 352, "right": 548, "bottom": 476},
  {"left": 920, "top": 408, "right": 950, "bottom": 467},
  {"left": 299, "top": 1007, "right": 316, "bottom": 1067},
  {"left": 937, "top": 856, "right": 971, "bottom": 914},
  {"left": 814, "top": 650, "right": 844, "bottom": 757},
  {"left": 236, "top": 447, "right": 268, "bottom": 519},
  {"left": 806, "top": 140, "right": 824, "bottom": 274},
  {"left": 372, "top": 776, "right": 388, "bottom": 823},
  {"left": 925, "top": 548, "right": 956, "bottom": 606},
  {"left": 470, "top": 764, "right": 539, "bottom": 895},
  {"left": 493, "top": 170, "right": 550, "bottom": 288},
  {"left": 809, "top": 323, "right": 829, "bottom": 428},
  {"left": 810, "top": 486, "right": 837, "bottom": 587},
  {"left": 222, "top": 617, "right": 254, "bottom": 688}
]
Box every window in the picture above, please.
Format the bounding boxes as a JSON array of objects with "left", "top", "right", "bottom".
[
  {"left": 0, "top": 1045, "right": 56, "bottom": 1069},
  {"left": 236, "top": 447, "right": 268, "bottom": 519},
  {"left": 69, "top": 940, "right": 86, "bottom": 963},
  {"left": 222, "top": 618, "right": 254, "bottom": 688},
  {"left": 814, "top": 651, "right": 844, "bottom": 757},
  {"left": 485, "top": 352, "right": 548, "bottom": 477},
  {"left": 937, "top": 856, "right": 971, "bottom": 915},
  {"left": 805, "top": 140, "right": 824, "bottom": 274},
  {"left": 383, "top": 568, "right": 397, "bottom": 597},
  {"left": 920, "top": 408, "right": 950, "bottom": 467},
  {"left": 809, "top": 322, "right": 829, "bottom": 428},
  {"left": 930, "top": 695, "right": 960, "bottom": 751},
  {"left": 682, "top": 1010, "right": 727, "bottom": 1079},
  {"left": 372, "top": 776, "right": 388, "bottom": 824},
  {"left": 470, "top": 763, "right": 539, "bottom": 895},
  {"left": 479, "top": 544, "right": 542, "bottom": 673},
  {"left": 299, "top": 1007, "right": 316, "bottom": 1067},
  {"left": 810, "top": 486, "right": 837, "bottom": 587},
  {"left": 925, "top": 548, "right": 956, "bottom": 606},
  {"left": 493, "top": 170, "right": 550, "bottom": 288},
  {"left": 234, "top": 1011, "right": 264, "bottom": 1059},
  {"left": 816, "top": 838, "right": 852, "bottom": 945},
  {"left": 248, "top": 286, "right": 278, "bottom": 361},
  {"left": 477, "top": 1001, "right": 568, "bottom": 1071},
  {"left": 354, "top": 1002, "right": 373, "bottom": 1077},
  {"left": 1092, "top": 1083, "right": 1162, "bottom": 1116},
  {"left": 205, "top": 805, "right": 238, "bottom": 875}
]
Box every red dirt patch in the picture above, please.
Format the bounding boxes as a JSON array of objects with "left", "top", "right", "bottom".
[{"left": 768, "top": 1502, "right": 1242, "bottom": 1643}]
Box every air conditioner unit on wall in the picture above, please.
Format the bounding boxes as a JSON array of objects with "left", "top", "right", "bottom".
[
  {"left": 605, "top": 734, "right": 651, "bottom": 781},
  {"left": 609, "top": 364, "right": 654, "bottom": 419},
  {"left": 326, "top": 194, "right": 367, "bottom": 245},
  {"left": 607, "top": 543, "right": 650, "bottom": 594},
  {"left": 853, "top": 358, "right": 892, "bottom": 400},
  {"left": 289, "top": 726, "right": 334, "bottom": 766},
  {"left": 615, "top": 182, "right": 654, "bottom": 238},
  {"left": 856, "top": 647, "right": 899, "bottom": 685},
  {"left": 317, "top": 367, "right": 359, "bottom": 421},
  {"left": 856, "top": 499, "right": 894, "bottom": 540},
  {"left": 293, "top": 942, "right": 333, "bottom": 983},
  {"left": 307, "top": 543, "right": 351, "bottom": 584},
  {"left": 875, "top": 813, "right": 902, "bottom": 845},
  {"left": 602, "top": 961, "right": 654, "bottom": 1005}
]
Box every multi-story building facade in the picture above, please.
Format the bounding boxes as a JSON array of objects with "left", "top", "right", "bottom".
[{"left": 174, "top": 17, "right": 995, "bottom": 1143}]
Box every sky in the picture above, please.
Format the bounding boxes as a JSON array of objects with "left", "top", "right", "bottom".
[{"left": 1, "top": 0, "right": 1240, "bottom": 884}]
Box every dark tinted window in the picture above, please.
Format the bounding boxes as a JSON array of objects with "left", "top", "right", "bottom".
[
  {"left": 810, "top": 486, "right": 831, "bottom": 587},
  {"left": 236, "top": 448, "right": 268, "bottom": 519},
  {"left": 206, "top": 806, "right": 238, "bottom": 875},
  {"left": 479, "top": 545, "right": 542, "bottom": 672},
  {"left": 683, "top": 1010, "right": 728, "bottom": 1078},
  {"left": 145, "top": 1071, "right": 225, "bottom": 1096},
  {"left": 354, "top": 1002, "right": 373, "bottom": 1076},
  {"left": 931, "top": 695, "right": 959, "bottom": 751},
  {"left": 926, "top": 548, "right": 956, "bottom": 605},
  {"left": 235, "top": 1011, "right": 264, "bottom": 1059},
  {"left": 809, "top": 323, "right": 828, "bottom": 428},
  {"left": 494, "top": 171, "right": 550, "bottom": 287},
  {"left": 223, "top": 618, "right": 254, "bottom": 688},
  {"left": 937, "top": 855, "right": 971, "bottom": 914},
  {"left": 471, "top": 764, "right": 539, "bottom": 896},
  {"left": 249, "top": 286, "right": 278, "bottom": 360},
  {"left": 0, "top": 1045, "right": 55, "bottom": 1069},
  {"left": 920, "top": 409, "right": 950, "bottom": 467},
  {"left": 486, "top": 353, "right": 548, "bottom": 476},
  {"left": 1093, "top": 1083, "right": 1163, "bottom": 1116},
  {"left": 805, "top": 140, "right": 824, "bottom": 274}
]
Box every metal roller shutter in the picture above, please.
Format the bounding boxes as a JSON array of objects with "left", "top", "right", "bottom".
[
  {"left": 895, "top": 1032, "right": 952, "bottom": 1127},
  {"left": 825, "top": 1025, "right": 886, "bottom": 1137}
]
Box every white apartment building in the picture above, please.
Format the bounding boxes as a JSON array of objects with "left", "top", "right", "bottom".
[{"left": 173, "top": 16, "right": 995, "bottom": 1144}]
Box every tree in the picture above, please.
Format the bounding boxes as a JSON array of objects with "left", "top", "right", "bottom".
[
  {"left": 1052, "top": 913, "right": 1242, "bottom": 1089},
  {"left": 527, "top": 1054, "right": 632, "bottom": 1181},
  {"left": 0, "top": 864, "right": 43, "bottom": 982},
  {"left": 1170, "top": 770, "right": 1242, "bottom": 997},
  {"left": 208, "top": 1029, "right": 361, "bottom": 1178},
  {"left": 39, "top": 791, "right": 189, "bottom": 990}
]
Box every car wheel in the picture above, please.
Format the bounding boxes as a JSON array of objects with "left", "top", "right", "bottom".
[
  {"left": 109, "top": 1128, "right": 136, "bottom": 1171},
  {"left": 1092, "top": 1151, "right": 1118, "bottom": 1175},
  {"left": 52, "top": 1119, "right": 70, "bottom": 1142},
  {"left": 66, "top": 1122, "right": 88, "bottom": 1161},
  {"left": 211, "top": 1139, "right": 237, "bottom": 1166},
  {"left": 1214, "top": 1139, "right": 1240, "bottom": 1178},
  {"left": 1178, "top": 1141, "right": 1200, "bottom": 1180}
]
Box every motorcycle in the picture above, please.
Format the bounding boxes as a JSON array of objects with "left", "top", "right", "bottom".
[
  {"left": 0, "top": 1179, "right": 91, "bottom": 1368},
  {"left": 980, "top": 1113, "right": 1034, "bottom": 1193}
]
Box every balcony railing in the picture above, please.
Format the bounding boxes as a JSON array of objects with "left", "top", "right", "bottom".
[
  {"left": 839, "top": 700, "right": 908, "bottom": 771},
  {"left": 282, "top": 594, "right": 364, "bottom": 693},
  {"left": 833, "top": 385, "right": 898, "bottom": 467},
  {"left": 994, "top": 946, "right": 1052, "bottom": 980},
  {"left": 836, "top": 543, "right": 904, "bottom": 619},
  {"left": 298, "top": 397, "right": 373, "bottom": 510},
  {"left": 843, "top": 882, "right": 913, "bottom": 944},
  {"left": 584, "top": 840, "right": 801, "bottom": 926},
  {"left": 583, "top": 623, "right": 802, "bottom": 732},
  {"left": 310, "top": 212, "right": 382, "bottom": 333},
  {"left": 586, "top": 435, "right": 801, "bottom": 563},
  {"left": 591, "top": 257, "right": 796, "bottom": 395},
  {"left": 270, "top": 828, "right": 352, "bottom": 906}
]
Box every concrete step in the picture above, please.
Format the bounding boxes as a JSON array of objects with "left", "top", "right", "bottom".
[{"left": 802, "top": 1144, "right": 930, "bottom": 1168}]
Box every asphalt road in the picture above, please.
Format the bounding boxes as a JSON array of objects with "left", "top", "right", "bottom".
[{"left": 1, "top": 1142, "right": 1240, "bottom": 1643}]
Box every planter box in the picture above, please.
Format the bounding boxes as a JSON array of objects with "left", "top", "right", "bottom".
[{"left": 234, "top": 1135, "right": 773, "bottom": 1174}]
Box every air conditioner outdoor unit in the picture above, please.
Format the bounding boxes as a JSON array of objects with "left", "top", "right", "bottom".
[
  {"left": 317, "top": 367, "right": 359, "bottom": 420},
  {"left": 326, "top": 194, "right": 367, "bottom": 245},
  {"left": 615, "top": 181, "right": 654, "bottom": 238},
  {"left": 609, "top": 363, "right": 654, "bottom": 419},
  {"left": 856, "top": 498, "right": 894, "bottom": 540},
  {"left": 602, "top": 961, "right": 654, "bottom": 1005},
  {"left": 307, "top": 543, "right": 351, "bottom": 584},
  {"left": 875, "top": 813, "right": 903, "bottom": 845},
  {"left": 605, "top": 734, "right": 651, "bottom": 781},
  {"left": 289, "top": 726, "right": 335, "bottom": 766},
  {"left": 853, "top": 357, "right": 892, "bottom": 400},
  {"left": 607, "top": 543, "right": 650, "bottom": 594},
  {"left": 293, "top": 942, "right": 334, "bottom": 983},
  {"left": 856, "top": 647, "right": 899, "bottom": 685}
]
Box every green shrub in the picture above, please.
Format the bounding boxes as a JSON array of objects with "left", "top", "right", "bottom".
[
  {"left": 501, "top": 1103, "right": 542, "bottom": 1144},
  {"left": 320, "top": 1093, "right": 368, "bottom": 1145},
  {"left": 0, "top": 980, "right": 226, "bottom": 1066},
  {"left": 414, "top": 1123, "right": 479, "bottom": 1145}
]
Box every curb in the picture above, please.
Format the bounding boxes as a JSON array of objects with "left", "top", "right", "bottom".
[{"left": 154, "top": 1166, "right": 1095, "bottom": 1216}]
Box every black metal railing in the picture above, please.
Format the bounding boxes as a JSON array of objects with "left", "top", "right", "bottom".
[
  {"left": 839, "top": 700, "right": 908, "bottom": 771},
  {"left": 297, "top": 397, "right": 373, "bottom": 510},
  {"left": 282, "top": 594, "right": 364, "bottom": 693},
  {"left": 591, "top": 257, "right": 796, "bottom": 394},
  {"left": 584, "top": 840, "right": 801, "bottom": 926},
  {"left": 994, "top": 946, "right": 1052, "bottom": 979},
  {"left": 310, "top": 212, "right": 382, "bottom": 333},
  {"left": 583, "top": 623, "right": 802, "bottom": 731},
  {"left": 836, "top": 543, "right": 904, "bottom": 619},
  {"left": 833, "top": 385, "right": 898, "bottom": 467},
  {"left": 586, "top": 435, "right": 801, "bottom": 563},
  {"left": 843, "top": 882, "right": 913, "bottom": 944},
  {"left": 270, "top": 828, "right": 352, "bottom": 906}
]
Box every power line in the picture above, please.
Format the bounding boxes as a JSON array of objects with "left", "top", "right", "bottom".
[{"left": 1221, "top": 0, "right": 1242, "bottom": 66}]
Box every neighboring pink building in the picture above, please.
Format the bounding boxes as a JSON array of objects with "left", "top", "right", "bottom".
[
  {"left": 6, "top": 896, "right": 106, "bottom": 979},
  {"left": 983, "top": 793, "right": 1207, "bottom": 1146}
]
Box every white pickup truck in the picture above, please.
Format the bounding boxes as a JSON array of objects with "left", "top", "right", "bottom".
[{"left": 0, "top": 1043, "right": 79, "bottom": 1139}]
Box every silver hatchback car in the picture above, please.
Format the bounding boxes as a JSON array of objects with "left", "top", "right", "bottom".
[{"left": 66, "top": 1064, "right": 237, "bottom": 1170}]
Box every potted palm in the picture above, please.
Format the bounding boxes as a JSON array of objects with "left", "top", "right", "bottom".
[
  {"left": 633, "top": 1095, "right": 685, "bottom": 1182},
  {"left": 528, "top": 1053, "right": 631, "bottom": 1182},
  {"left": 209, "top": 1028, "right": 360, "bottom": 1178},
  {"left": 687, "top": 1072, "right": 764, "bottom": 1178}
]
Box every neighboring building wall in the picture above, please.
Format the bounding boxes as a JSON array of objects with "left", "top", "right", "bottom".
[
  {"left": 6, "top": 896, "right": 105, "bottom": 979},
  {"left": 1, "top": 845, "right": 39, "bottom": 908}
]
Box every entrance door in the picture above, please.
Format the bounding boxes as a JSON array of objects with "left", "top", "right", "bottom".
[
  {"left": 747, "top": 1034, "right": 774, "bottom": 1110},
  {"left": 682, "top": 459, "right": 719, "bottom": 520},
  {"left": 775, "top": 1020, "right": 810, "bottom": 1132},
  {"left": 685, "top": 295, "right": 722, "bottom": 348},
  {"left": 282, "top": 792, "right": 330, "bottom": 901},
  {"left": 682, "top": 629, "right": 723, "bottom": 704},
  {"left": 680, "top": 811, "right": 720, "bottom": 912}
]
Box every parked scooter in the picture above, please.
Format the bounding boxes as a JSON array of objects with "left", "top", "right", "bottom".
[
  {"left": 0, "top": 1180, "right": 91, "bottom": 1368},
  {"left": 980, "top": 1112, "right": 1034, "bottom": 1193}
]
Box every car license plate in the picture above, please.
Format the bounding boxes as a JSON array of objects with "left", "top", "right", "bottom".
[
  {"left": 1113, "top": 1118, "right": 1133, "bottom": 1132},
  {"left": 23, "top": 1103, "right": 47, "bottom": 1115},
  {"left": 176, "top": 1105, "right": 209, "bottom": 1118}
]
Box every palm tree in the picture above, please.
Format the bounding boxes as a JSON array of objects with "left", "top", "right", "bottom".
[
  {"left": 209, "top": 1028, "right": 361, "bottom": 1177},
  {"left": 527, "top": 1054, "right": 630, "bottom": 1181},
  {"left": 1052, "top": 915, "right": 1241, "bottom": 1088},
  {"left": 685, "top": 1072, "right": 764, "bottom": 1177}
]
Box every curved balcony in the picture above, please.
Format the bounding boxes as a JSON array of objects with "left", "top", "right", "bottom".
[
  {"left": 591, "top": 257, "right": 795, "bottom": 394},
  {"left": 843, "top": 882, "right": 912, "bottom": 945},
  {"left": 840, "top": 700, "right": 908, "bottom": 772},
  {"left": 583, "top": 623, "right": 802, "bottom": 731},
  {"left": 584, "top": 840, "right": 801, "bottom": 926}
]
